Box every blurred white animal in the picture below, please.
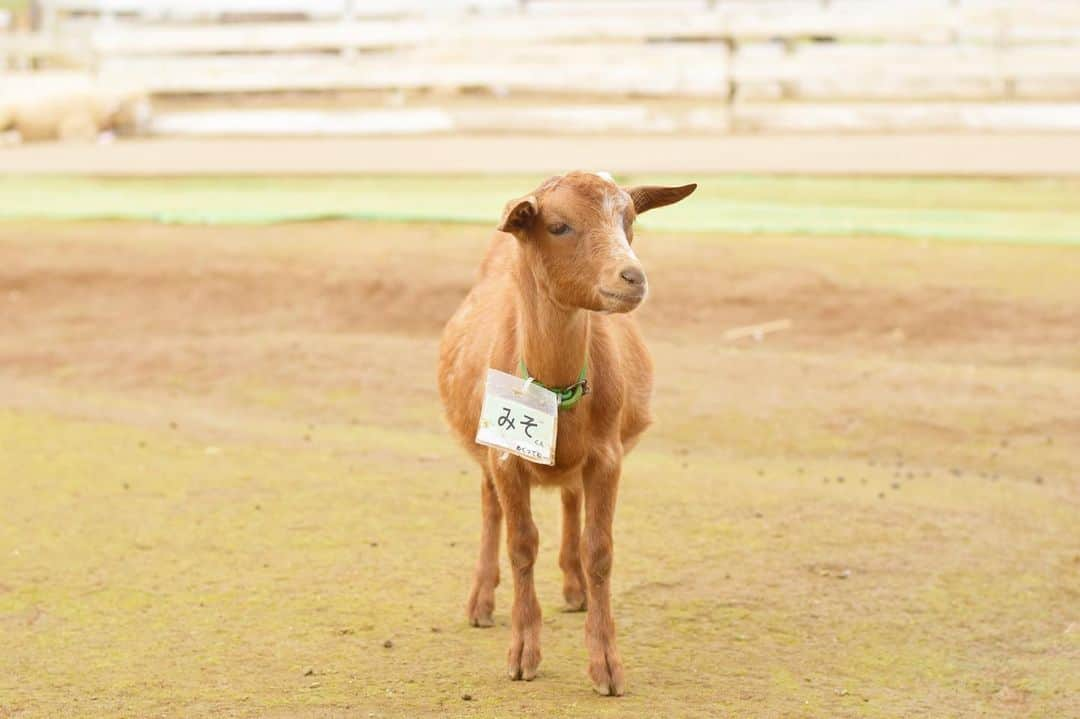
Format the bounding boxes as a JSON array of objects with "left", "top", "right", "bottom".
[{"left": 5, "top": 74, "right": 151, "bottom": 143}]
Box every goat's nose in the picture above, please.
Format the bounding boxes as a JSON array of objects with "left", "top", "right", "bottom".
[{"left": 620, "top": 267, "right": 645, "bottom": 286}]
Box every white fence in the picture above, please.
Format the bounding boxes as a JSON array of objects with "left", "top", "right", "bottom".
[{"left": 4, "top": 0, "right": 1080, "bottom": 133}]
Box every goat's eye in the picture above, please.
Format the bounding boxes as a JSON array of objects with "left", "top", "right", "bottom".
[{"left": 547, "top": 223, "right": 571, "bottom": 236}]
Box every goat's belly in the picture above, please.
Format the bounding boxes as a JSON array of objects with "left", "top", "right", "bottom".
[{"left": 525, "top": 458, "right": 585, "bottom": 487}]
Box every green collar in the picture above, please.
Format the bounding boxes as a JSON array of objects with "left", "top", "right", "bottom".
[{"left": 518, "top": 358, "right": 589, "bottom": 410}]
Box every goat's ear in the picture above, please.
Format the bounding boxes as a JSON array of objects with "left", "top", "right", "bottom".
[
  {"left": 497, "top": 195, "right": 539, "bottom": 234},
  {"left": 626, "top": 183, "right": 697, "bottom": 215}
]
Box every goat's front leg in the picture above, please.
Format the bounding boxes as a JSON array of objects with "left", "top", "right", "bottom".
[
  {"left": 466, "top": 468, "right": 501, "bottom": 627},
  {"left": 582, "top": 453, "right": 625, "bottom": 696},
  {"left": 494, "top": 461, "right": 542, "bottom": 681},
  {"left": 559, "top": 485, "right": 587, "bottom": 612}
]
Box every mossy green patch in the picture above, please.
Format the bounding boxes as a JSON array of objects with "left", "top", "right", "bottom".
[{"left": 2, "top": 174, "right": 1079, "bottom": 244}]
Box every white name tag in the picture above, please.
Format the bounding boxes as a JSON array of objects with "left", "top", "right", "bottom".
[{"left": 475, "top": 368, "right": 558, "bottom": 466}]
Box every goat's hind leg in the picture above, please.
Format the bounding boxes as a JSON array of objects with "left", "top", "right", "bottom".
[
  {"left": 559, "top": 485, "right": 587, "bottom": 612},
  {"left": 466, "top": 468, "right": 502, "bottom": 627}
]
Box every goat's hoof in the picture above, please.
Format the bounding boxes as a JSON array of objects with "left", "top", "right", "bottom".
[
  {"left": 507, "top": 657, "right": 540, "bottom": 681},
  {"left": 561, "top": 575, "right": 587, "bottom": 611},
  {"left": 588, "top": 650, "right": 625, "bottom": 697},
  {"left": 560, "top": 594, "right": 586, "bottom": 613},
  {"left": 507, "top": 633, "right": 541, "bottom": 681},
  {"left": 507, "top": 662, "right": 539, "bottom": 682},
  {"left": 591, "top": 678, "right": 625, "bottom": 697},
  {"left": 466, "top": 587, "right": 496, "bottom": 628}
]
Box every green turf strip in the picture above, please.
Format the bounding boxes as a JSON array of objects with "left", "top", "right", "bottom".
[{"left": 1, "top": 174, "right": 1078, "bottom": 244}]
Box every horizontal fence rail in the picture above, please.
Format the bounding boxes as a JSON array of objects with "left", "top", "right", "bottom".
[{"left": 3, "top": 0, "right": 1080, "bottom": 134}]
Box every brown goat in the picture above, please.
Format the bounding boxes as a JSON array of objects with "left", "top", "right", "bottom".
[{"left": 438, "top": 171, "right": 696, "bottom": 695}]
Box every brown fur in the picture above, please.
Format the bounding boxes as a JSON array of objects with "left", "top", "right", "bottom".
[{"left": 437, "top": 171, "right": 695, "bottom": 695}]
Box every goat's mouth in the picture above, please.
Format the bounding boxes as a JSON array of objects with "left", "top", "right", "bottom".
[{"left": 599, "top": 287, "right": 646, "bottom": 311}]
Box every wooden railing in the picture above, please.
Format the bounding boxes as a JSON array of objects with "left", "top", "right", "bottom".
[{"left": 4, "top": 0, "right": 1080, "bottom": 133}]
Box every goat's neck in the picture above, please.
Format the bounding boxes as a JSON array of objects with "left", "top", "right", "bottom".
[{"left": 514, "top": 260, "right": 589, "bottom": 388}]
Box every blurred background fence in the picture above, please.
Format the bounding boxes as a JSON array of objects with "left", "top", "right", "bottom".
[{"left": 3, "top": 0, "right": 1080, "bottom": 139}]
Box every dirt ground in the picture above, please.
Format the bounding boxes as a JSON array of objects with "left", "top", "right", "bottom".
[
  {"left": 1, "top": 216, "right": 1078, "bottom": 718},
  {"left": 6, "top": 134, "right": 1080, "bottom": 176}
]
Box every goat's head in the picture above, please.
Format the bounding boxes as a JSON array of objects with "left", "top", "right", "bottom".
[{"left": 497, "top": 171, "right": 696, "bottom": 313}]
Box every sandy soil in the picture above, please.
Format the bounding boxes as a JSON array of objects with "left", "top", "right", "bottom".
[
  {"left": 1, "top": 218, "right": 1078, "bottom": 717},
  {"left": 6, "top": 133, "right": 1080, "bottom": 176}
]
